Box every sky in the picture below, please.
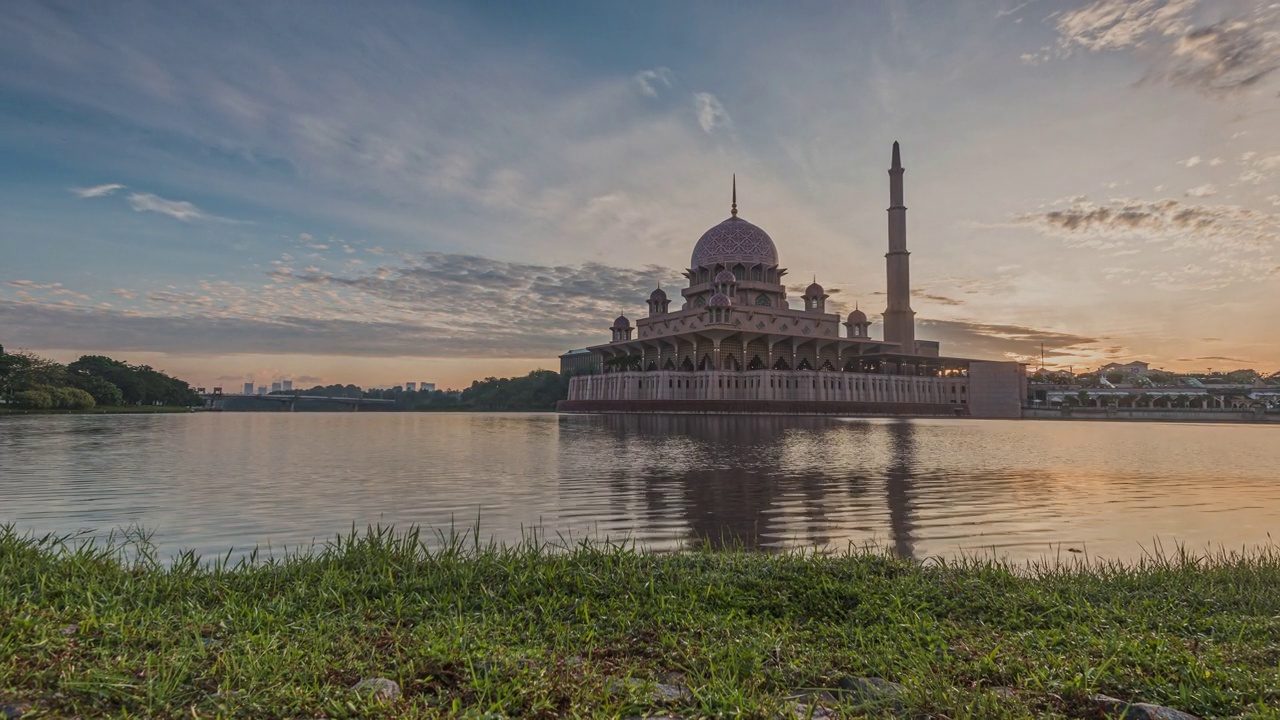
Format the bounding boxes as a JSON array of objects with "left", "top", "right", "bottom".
[{"left": 1, "top": 0, "right": 1278, "bottom": 390}]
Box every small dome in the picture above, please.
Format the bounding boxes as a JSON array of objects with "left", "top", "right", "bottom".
[
  {"left": 707, "top": 293, "right": 732, "bottom": 308},
  {"left": 612, "top": 314, "right": 631, "bottom": 329},
  {"left": 691, "top": 217, "right": 779, "bottom": 269},
  {"left": 846, "top": 308, "right": 868, "bottom": 323},
  {"left": 714, "top": 269, "right": 737, "bottom": 284},
  {"left": 805, "top": 282, "right": 824, "bottom": 297},
  {"left": 649, "top": 287, "right": 667, "bottom": 301}
]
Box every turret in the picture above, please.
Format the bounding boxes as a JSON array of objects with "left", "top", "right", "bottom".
[
  {"left": 610, "top": 314, "right": 633, "bottom": 342},
  {"left": 802, "top": 280, "right": 828, "bottom": 313}
]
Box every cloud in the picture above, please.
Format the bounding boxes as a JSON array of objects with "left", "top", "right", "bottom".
[
  {"left": 1047, "top": 0, "right": 1280, "bottom": 94},
  {"left": 693, "top": 92, "right": 732, "bottom": 133},
  {"left": 1010, "top": 195, "right": 1280, "bottom": 288},
  {"left": 1178, "top": 155, "right": 1202, "bottom": 167},
  {"left": 72, "top": 183, "right": 125, "bottom": 198},
  {"left": 1184, "top": 183, "right": 1217, "bottom": 197},
  {"left": 0, "top": 252, "right": 691, "bottom": 358},
  {"left": 917, "top": 292, "right": 966, "bottom": 306},
  {"left": 916, "top": 319, "right": 1100, "bottom": 361},
  {"left": 1174, "top": 355, "right": 1255, "bottom": 364},
  {"left": 127, "top": 192, "right": 231, "bottom": 222},
  {"left": 634, "top": 67, "right": 673, "bottom": 97}
]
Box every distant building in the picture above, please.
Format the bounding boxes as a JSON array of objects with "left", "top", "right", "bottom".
[
  {"left": 256, "top": 386, "right": 267, "bottom": 395},
  {"left": 420, "top": 382, "right": 435, "bottom": 392},
  {"left": 271, "top": 381, "right": 282, "bottom": 393},
  {"left": 406, "top": 382, "right": 416, "bottom": 392},
  {"left": 1100, "top": 361, "right": 1151, "bottom": 377},
  {"left": 282, "top": 380, "right": 293, "bottom": 392},
  {"left": 243, "top": 382, "right": 254, "bottom": 395},
  {"left": 559, "top": 349, "right": 601, "bottom": 376}
]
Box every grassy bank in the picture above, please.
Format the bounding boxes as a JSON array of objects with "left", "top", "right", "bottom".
[
  {"left": 0, "top": 405, "right": 194, "bottom": 415},
  {"left": 2, "top": 528, "right": 1278, "bottom": 719}
]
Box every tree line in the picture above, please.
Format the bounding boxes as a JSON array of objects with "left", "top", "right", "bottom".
[
  {"left": 287, "top": 370, "right": 572, "bottom": 411},
  {"left": 0, "top": 351, "right": 200, "bottom": 410}
]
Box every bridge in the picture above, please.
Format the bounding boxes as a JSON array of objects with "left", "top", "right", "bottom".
[{"left": 200, "top": 392, "right": 397, "bottom": 412}]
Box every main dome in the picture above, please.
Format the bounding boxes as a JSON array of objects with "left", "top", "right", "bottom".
[{"left": 690, "top": 216, "right": 779, "bottom": 269}]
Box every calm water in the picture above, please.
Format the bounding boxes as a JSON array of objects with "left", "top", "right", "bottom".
[{"left": 1, "top": 413, "right": 1278, "bottom": 562}]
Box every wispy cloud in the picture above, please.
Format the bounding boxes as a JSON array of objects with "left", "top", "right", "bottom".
[
  {"left": 693, "top": 92, "right": 732, "bottom": 133},
  {"left": 1045, "top": 0, "right": 1280, "bottom": 94},
  {"left": 127, "top": 192, "right": 232, "bottom": 223},
  {"left": 71, "top": 183, "right": 125, "bottom": 198},
  {"left": 1184, "top": 183, "right": 1217, "bottom": 197},
  {"left": 634, "top": 67, "right": 673, "bottom": 97}
]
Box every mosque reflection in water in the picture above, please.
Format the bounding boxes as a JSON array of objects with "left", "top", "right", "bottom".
[{"left": 560, "top": 414, "right": 920, "bottom": 557}]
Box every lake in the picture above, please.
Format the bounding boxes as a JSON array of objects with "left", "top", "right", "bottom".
[{"left": 1, "top": 413, "right": 1277, "bottom": 562}]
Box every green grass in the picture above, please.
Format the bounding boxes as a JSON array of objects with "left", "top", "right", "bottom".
[
  {"left": 2, "top": 526, "right": 1278, "bottom": 719},
  {"left": 0, "top": 406, "right": 194, "bottom": 415}
]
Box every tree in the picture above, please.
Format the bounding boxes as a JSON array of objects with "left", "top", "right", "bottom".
[
  {"left": 13, "top": 389, "right": 53, "bottom": 409},
  {"left": 67, "top": 375, "right": 124, "bottom": 407},
  {"left": 1105, "top": 370, "right": 1125, "bottom": 385}
]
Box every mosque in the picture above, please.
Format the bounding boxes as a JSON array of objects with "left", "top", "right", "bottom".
[{"left": 557, "top": 143, "right": 1026, "bottom": 418}]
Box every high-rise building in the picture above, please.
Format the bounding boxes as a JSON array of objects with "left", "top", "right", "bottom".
[
  {"left": 420, "top": 382, "right": 435, "bottom": 392},
  {"left": 271, "top": 382, "right": 282, "bottom": 393},
  {"left": 282, "top": 380, "right": 293, "bottom": 392},
  {"left": 243, "top": 382, "right": 254, "bottom": 395},
  {"left": 406, "top": 382, "right": 416, "bottom": 392},
  {"left": 257, "top": 386, "right": 267, "bottom": 395}
]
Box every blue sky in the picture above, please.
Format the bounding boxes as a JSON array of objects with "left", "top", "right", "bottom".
[{"left": 2, "top": 0, "right": 1279, "bottom": 388}]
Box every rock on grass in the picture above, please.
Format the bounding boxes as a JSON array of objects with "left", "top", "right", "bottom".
[
  {"left": 1090, "top": 694, "right": 1201, "bottom": 720},
  {"left": 351, "top": 677, "right": 401, "bottom": 702}
]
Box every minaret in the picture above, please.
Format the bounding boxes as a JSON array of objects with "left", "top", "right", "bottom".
[{"left": 883, "top": 141, "right": 915, "bottom": 353}]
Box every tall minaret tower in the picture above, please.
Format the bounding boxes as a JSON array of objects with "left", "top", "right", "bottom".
[{"left": 882, "top": 141, "right": 916, "bottom": 353}]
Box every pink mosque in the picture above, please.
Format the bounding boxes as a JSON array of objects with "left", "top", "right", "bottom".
[{"left": 558, "top": 143, "right": 1026, "bottom": 418}]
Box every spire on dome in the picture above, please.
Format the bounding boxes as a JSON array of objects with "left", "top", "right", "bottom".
[{"left": 731, "top": 174, "right": 737, "bottom": 217}]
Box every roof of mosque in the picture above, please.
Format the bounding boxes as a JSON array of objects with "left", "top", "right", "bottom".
[
  {"left": 708, "top": 292, "right": 732, "bottom": 308},
  {"left": 690, "top": 216, "right": 779, "bottom": 269}
]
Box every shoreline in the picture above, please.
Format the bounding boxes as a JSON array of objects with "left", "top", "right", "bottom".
[
  {"left": 3, "top": 527, "right": 1277, "bottom": 719},
  {"left": 0, "top": 406, "right": 195, "bottom": 415}
]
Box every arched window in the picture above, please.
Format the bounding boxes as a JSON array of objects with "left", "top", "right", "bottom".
[
  {"left": 748, "top": 355, "right": 764, "bottom": 370},
  {"left": 773, "top": 357, "right": 790, "bottom": 371},
  {"left": 664, "top": 358, "right": 675, "bottom": 371},
  {"left": 732, "top": 264, "right": 745, "bottom": 280},
  {"left": 681, "top": 357, "right": 694, "bottom": 371},
  {"left": 751, "top": 267, "right": 762, "bottom": 281},
  {"left": 755, "top": 294, "right": 771, "bottom": 307},
  {"left": 798, "top": 358, "right": 813, "bottom": 371}
]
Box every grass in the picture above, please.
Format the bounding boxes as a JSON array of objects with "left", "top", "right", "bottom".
[
  {"left": 2, "top": 526, "right": 1279, "bottom": 719},
  {"left": 0, "top": 406, "right": 194, "bottom": 415}
]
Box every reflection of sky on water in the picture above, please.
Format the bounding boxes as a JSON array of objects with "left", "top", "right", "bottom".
[{"left": 1, "top": 414, "right": 1278, "bottom": 562}]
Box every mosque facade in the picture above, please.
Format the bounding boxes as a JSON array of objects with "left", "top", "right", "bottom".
[{"left": 558, "top": 143, "right": 1026, "bottom": 418}]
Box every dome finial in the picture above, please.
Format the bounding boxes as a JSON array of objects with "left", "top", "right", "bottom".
[{"left": 731, "top": 174, "right": 737, "bottom": 217}]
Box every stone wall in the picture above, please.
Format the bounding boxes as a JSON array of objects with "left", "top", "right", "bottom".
[
  {"left": 557, "top": 398, "right": 967, "bottom": 416},
  {"left": 966, "top": 361, "right": 1026, "bottom": 418},
  {"left": 567, "top": 370, "right": 968, "bottom": 406}
]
